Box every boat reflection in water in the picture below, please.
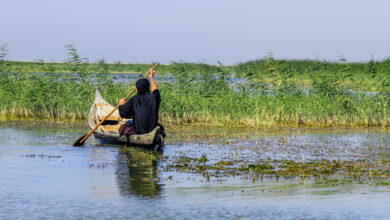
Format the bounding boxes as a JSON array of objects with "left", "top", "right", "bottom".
[{"left": 116, "top": 147, "right": 163, "bottom": 198}]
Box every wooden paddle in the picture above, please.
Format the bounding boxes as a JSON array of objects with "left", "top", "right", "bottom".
[{"left": 73, "top": 63, "right": 159, "bottom": 146}]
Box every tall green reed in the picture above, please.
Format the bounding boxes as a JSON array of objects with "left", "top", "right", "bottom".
[{"left": 2, "top": 47, "right": 390, "bottom": 127}]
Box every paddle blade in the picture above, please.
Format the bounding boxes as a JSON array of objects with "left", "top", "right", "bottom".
[{"left": 72, "top": 134, "right": 87, "bottom": 146}]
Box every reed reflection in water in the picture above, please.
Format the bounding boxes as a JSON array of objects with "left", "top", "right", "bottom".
[{"left": 116, "top": 147, "right": 163, "bottom": 198}]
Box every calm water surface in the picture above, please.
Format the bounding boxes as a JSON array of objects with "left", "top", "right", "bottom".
[{"left": 0, "top": 122, "right": 389, "bottom": 219}]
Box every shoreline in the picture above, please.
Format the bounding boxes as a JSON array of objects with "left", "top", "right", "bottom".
[{"left": 2, "top": 115, "right": 390, "bottom": 129}]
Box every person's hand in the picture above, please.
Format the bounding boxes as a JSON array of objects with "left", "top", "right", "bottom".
[
  {"left": 148, "top": 70, "right": 156, "bottom": 78},
  {"left": 119, "top": 98, "right": 127, "bottom": 106}
]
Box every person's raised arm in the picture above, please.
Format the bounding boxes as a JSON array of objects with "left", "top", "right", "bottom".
[{"left": 149, "top": 70, "right": 158, "bottom": 92}]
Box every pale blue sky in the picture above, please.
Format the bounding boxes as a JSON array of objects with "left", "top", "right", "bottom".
[{"left": 1, "top": 0, "right": 389, "bottom": 64}]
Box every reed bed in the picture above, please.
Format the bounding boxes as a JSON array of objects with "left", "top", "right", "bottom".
[
  {"left": 1, "top": 59, "right": 390, "bottom": 128},
  {"left": 1, "top": 45, "right": 390, "bottom": 127},
  {"left": 1, "top": 53, "right": 390, "bottom": 92},
  {"left": 0, "top": 60, "right": 229, "bottom": 75}
]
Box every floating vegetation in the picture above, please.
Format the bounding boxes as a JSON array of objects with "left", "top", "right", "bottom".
[
  {"left": 117, "top": 128, "right": 390, "bottom": 186},
  {"left": 120, "top": 146, "right": 389, "bottom": 185},
  {"left": 88, "top": 162, "right": 114, "bottom": 169},
  {"left": 23, "top": 153, "right": 62, "bottom": 159},
  {"left": 163, "top": 157, "right": 389, "bottom": 185}
]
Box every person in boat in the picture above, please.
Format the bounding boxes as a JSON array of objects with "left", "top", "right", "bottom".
[{"left": 118, "top": 70, "right": 164, "bottom": 136}]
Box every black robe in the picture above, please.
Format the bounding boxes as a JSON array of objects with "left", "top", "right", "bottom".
[{"left": 118, "top": 89, "right": 161, "bottom": 135}]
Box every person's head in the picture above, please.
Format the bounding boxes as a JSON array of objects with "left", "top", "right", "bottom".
[{"left": 135, "top": 78, "right": 150, "bottom": 94}]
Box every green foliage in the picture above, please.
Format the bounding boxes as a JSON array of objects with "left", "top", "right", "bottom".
[
  {"left": 65, "top": 45, "right": 82, "bottom": 64},
  {"left": 0, "top": 69, "right": 389, "bottom": 127},
  {"left": 168, "top": 156, "right": 389, "bottom": 184},
  {"left": 0, "top": 43, "right": 8, "bottom": 61},
  {"left": 0, "top": 72, "right": 94, "bottom": 119},
  {"left": 198, "top": 154, "right": 209, "bottom": 164},
  {"left": 96, "top": 58, "right": 109, "bottom": 74},
  {"left": 248, "top": 163, "right": 275, "bottom": 173},
  {"left": 65, "top": 45, "right": 88, "bottom": 74},
  {"left": 2, "top": 52, "right": 390, "bottom": 94},
  {"left": 367, "top": 56, "right": 377, "bottom": 76},
  {"left": 0, "top": 43, "right": 9, "bottom": 73},
  {"left": 234, "top": 56, "right": 390, "bottom": 92},
  {"left": 312, "top": 73, "right": 341, "bottom": 97},
  {"left": 3, "top": 51, "right": 390, "bottom": 127},
  {"left": 169, "top": 62, "right": 193, "bottom": 92}
]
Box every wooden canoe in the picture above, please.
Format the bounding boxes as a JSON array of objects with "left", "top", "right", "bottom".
[{"left": 88, "top": 89, "right": 164, "bottom": 149}]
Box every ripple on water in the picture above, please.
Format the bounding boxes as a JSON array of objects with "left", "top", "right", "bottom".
[{"left": 0, "top": 122, "right": 389, "bottom": 219}]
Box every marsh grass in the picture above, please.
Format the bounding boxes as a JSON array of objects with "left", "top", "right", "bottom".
[
  {"left": 2, "top": 47, "right": 390, "bottom": 127},
  {"left": 2, "top": 67, "right": 390, "bottom": 127},
  {"left": 0, "top": 60, "right": 227, "bottom": 76},
  {"left": 235, "top": 55, "right": 390, "bottom": 92}
]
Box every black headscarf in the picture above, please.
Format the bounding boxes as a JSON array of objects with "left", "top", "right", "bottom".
[{"left": 136, "top": 78, "right": 150, "bottom": 94}]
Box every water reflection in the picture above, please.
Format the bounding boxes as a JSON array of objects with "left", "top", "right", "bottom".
[
  {"left": 0, "top": 122, "right": 389, "bottom": 219},
  {"left": 116, "top": 148, "right": 163, "bottom": 198}
]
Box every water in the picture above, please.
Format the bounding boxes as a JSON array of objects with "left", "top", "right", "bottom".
[
  {"left": 3, "top": 72, "right": 246, "bottom": 85},
  {"left": 2, "top": 72, "right": 382, "bottom": 97},
  {"left": 0, "top": 122, "right": 389, "bottom": 219}
]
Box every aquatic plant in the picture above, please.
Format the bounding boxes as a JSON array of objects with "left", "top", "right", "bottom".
[
  {"left": 165, "top": 156, "right": 390, "bottom": 185},
  {"left": 0, "top": 43, "right": 9, "bottom": 73},
  {"left": 0, "top": 43, "right": 8, "bottom": 61},
  {"left": 367, "top": 56, "right": 377, "bottom": 76},
  {"left": 2, "top": 68, "right": 390, "bottom": 128},
  {"left": 3, "top": 48, "right": 390, "bottom": 127}
]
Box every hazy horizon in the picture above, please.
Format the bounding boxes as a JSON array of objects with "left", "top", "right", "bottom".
[{"left": 1, "top": 0, "right": 389, "bottom": 65}]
